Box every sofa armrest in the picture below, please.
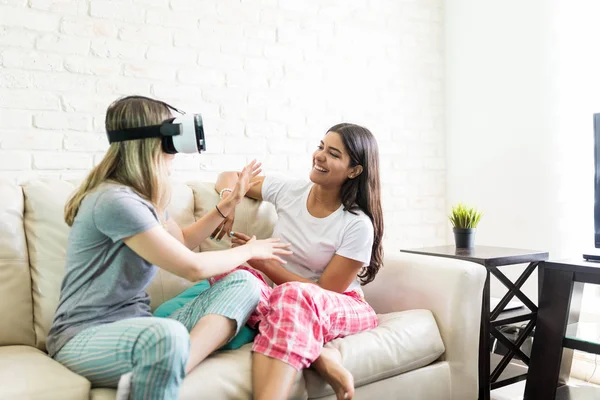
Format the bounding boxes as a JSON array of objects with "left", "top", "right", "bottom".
[{"left": 362, "top": 251, "right": 486, "bottom": 400}]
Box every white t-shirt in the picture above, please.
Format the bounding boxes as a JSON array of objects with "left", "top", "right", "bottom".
[{"left": 262, "top": 175, "right": 374, "bottom": 292}]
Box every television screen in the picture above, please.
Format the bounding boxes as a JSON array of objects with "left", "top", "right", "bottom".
[
  {"left": 584, "top": 114, "right": 600, "bottom": 261},
  {"left": 595, "top": 113, "right": 600, "bottom": 248}
]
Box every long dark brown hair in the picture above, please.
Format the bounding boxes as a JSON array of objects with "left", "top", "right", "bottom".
[{"left": 329, "top": 123, "right": 384, "bottom": 285}]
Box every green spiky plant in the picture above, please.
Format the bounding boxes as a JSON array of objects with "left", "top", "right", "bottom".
[{"left": 449, "top": 203, "right": 483, "bottom": 229}]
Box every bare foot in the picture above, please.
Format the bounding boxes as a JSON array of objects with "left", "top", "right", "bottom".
[{"left": 312, "top": 347, "right": 355, "bottom": 400}]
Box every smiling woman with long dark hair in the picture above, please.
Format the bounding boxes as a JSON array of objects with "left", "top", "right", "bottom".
[{"left": 215, "top": 123, "right": 384, "bottom": 400}]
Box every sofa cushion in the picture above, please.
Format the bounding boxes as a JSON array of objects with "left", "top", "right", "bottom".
[
  {"left": 22, "top": 180, "right": 77, "bottom": 352},
  {"left": 186, "top": 181, "right": 278, "bottom": 253},
  {"left": 0, "top": 345, "right": 90, "bottom": 400},
  {"left": 90, "top": 388, "right": 115, "bottom": 400},
  {"left": 179, "top": 343, "right": 308, "bottom": 400},
  {"left": 304, "top": 309, "right": 445, "bottom": 398},
  {"left": 311, "top": 362, "right": 451, "bottom": 400},
  {"left": 0, "top": 180, "right": 35, "bottom": 346}
]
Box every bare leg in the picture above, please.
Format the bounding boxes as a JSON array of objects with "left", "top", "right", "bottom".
[
  {"left": 185, "top": 314, "right": 236, "bottom": 374},
  {"left": 311, "top": 347, "right": 354, "bottom": 400},
  {"left": 252, "top": 353, "right": 298, "bottom": 400}
]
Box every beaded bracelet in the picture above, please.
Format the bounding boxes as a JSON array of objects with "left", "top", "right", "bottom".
[{"left": 219, "top": 188, "right": 233, "bottom": 199}]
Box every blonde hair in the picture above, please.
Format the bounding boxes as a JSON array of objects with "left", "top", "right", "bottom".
[{"left": 65, "top": 96, "right": 173, "bottom": 226}]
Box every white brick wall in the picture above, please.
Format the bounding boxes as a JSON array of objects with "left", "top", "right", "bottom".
[{"left": 0, "top": 0, "right": 445, "bottom": 248}]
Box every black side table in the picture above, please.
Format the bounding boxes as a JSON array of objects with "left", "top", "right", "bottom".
[
  {"left": 401, "top": 245, "right": 549, "bottom": 400},
  {"left": 524, "top": 259, "right": 598, "bottom": 399}
]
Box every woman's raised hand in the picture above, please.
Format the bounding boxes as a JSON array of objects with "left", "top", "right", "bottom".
[
  {"left": 211, "top": 160, "right": 261, "bottom": 241},
  {"left": 230, "top": 160, "right": 262, "bottom": 203}
]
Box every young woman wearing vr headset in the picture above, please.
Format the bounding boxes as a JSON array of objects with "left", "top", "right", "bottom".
[
  {"left": 46, "top": 95, "right": 292, "bottom": 400},
  {"left": 215, "top": 123, "right": 384, "bottom": 400}
]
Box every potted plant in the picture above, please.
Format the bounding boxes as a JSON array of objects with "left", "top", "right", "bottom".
[{"left": 449, "top": 203, "right": 482, "bottom": 249}]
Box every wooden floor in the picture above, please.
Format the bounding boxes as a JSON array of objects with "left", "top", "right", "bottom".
[{"left": 491, "top": 380, "right": 600, "bottom": 400}]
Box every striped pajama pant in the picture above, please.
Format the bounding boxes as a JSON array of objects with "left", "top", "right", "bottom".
[
  {"left": 214, "top": 267, "right": 379, "bottom": 371},
  {"left": 53, "top": 269, "right": 261, "bottom": 400}
]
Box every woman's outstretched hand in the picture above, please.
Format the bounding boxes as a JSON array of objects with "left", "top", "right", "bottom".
[
  {"left": 232, "top": 232, "right": 292, "bottom": 265},
  {"left": 230, "top": 231, "right": 251, "bottom": 248},
  {"left": 211, "top": 160, "right": 262, "bottom": 241}
]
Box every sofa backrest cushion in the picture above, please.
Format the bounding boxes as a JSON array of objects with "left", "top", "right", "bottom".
[
  {"left": 187, "top": 182, "right": 277, "bottom": 253},
  {"left": 23, "top": 180, "right": 80, "bottom": 351},
  {"left": 0, "top": 180, "right": 35, "bottom": 346}
]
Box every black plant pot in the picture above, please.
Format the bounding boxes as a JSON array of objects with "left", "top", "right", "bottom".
[{"left": 453, "top": 227, "right": 475, "bottom": 249}]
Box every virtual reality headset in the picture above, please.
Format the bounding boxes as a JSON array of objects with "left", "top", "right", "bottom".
[{"left": 106, "top": 96, "right": 206, "bottom": 154}]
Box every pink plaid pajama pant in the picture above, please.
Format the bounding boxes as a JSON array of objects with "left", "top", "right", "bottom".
[{"left": 212, "top": 267, "right": 378, "bottom": 370}]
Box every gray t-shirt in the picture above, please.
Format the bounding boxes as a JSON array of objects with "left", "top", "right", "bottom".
[{"left": 46, "top": 183, "right": 161, "bottom": 357}]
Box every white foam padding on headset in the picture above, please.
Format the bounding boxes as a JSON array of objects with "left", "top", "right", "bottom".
[{"left": 172, "top": 116, "right": 198, "bottom": 154}]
